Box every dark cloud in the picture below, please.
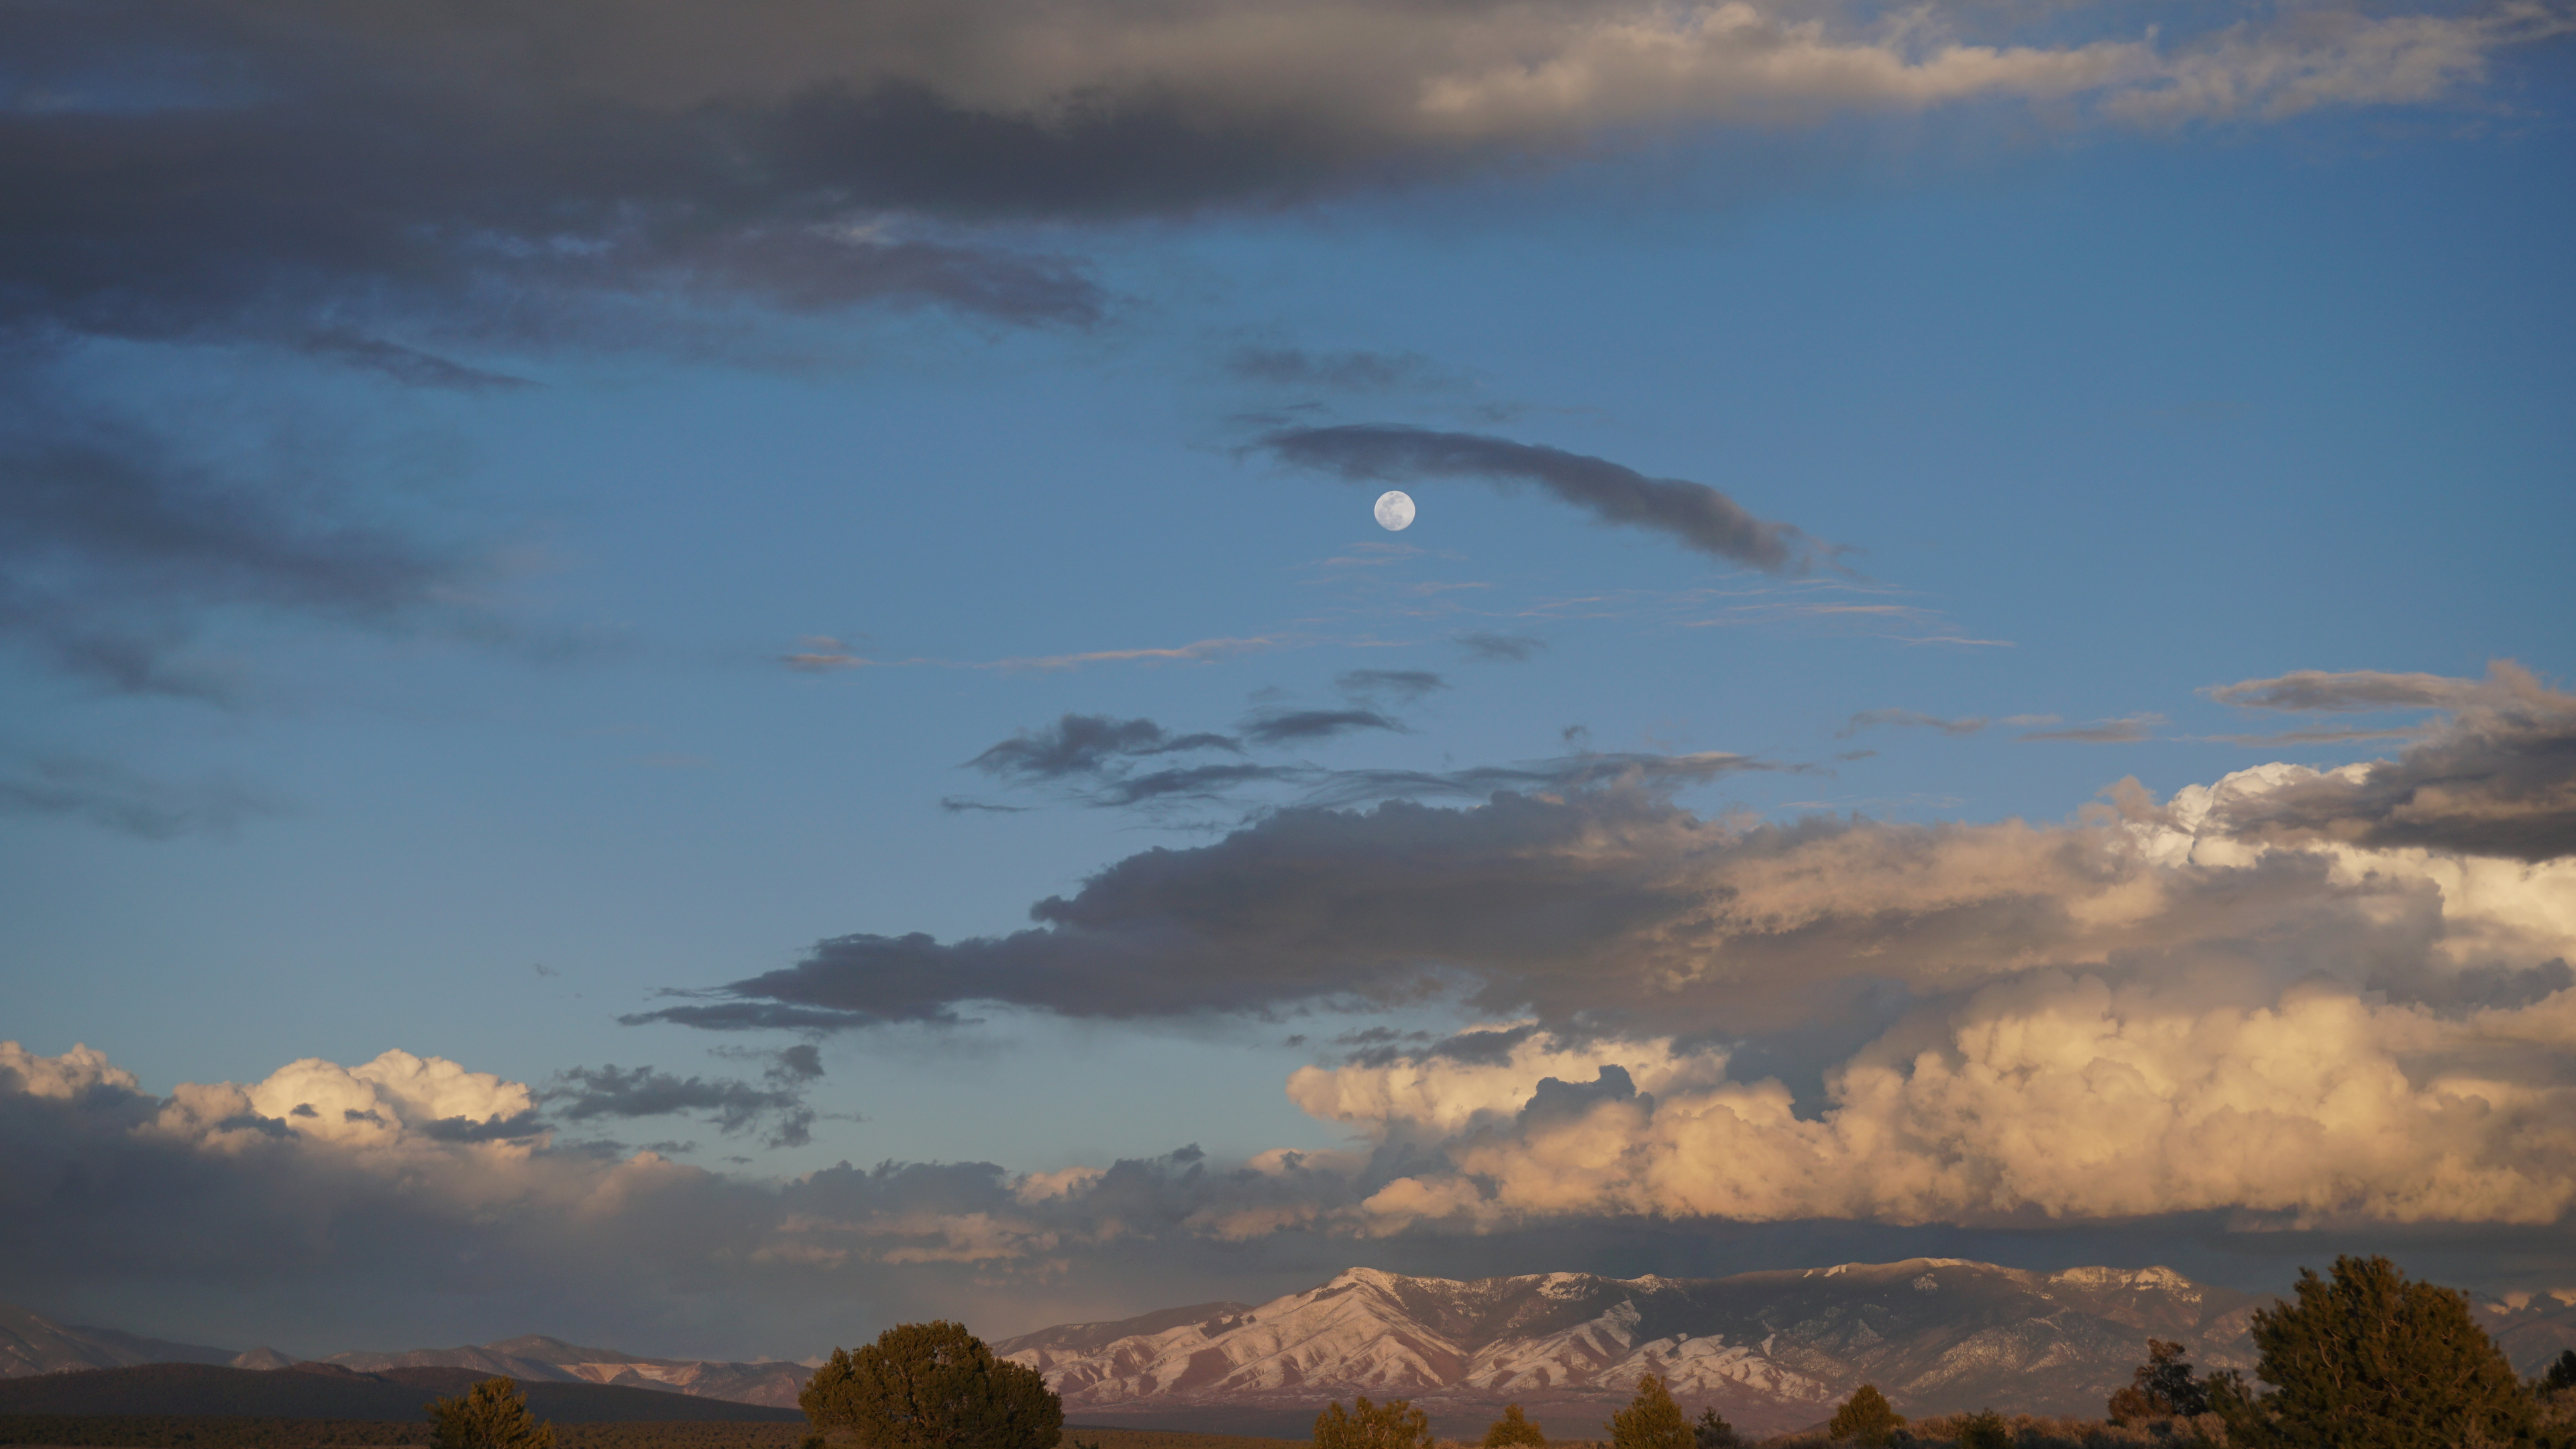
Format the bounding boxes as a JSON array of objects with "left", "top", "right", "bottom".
[
  {"left": 1260, "top": 425, "right": 1812, "bottom": 571},
  {"left": 2206, "top": 669, "right": 2475, "bottom": 713},
  {"left": 1457, "top": 633, "right": 1547, "bottom": 663},
  {"left": 545, "top": 1064, "right": 814, "bottom": 1147},
  {"left": 1337, "top": 669, "right": 1448, "bottom": 703},
  {"left": 1837, "top": 709, "right": 1989, "bottom": 739},
  {"left": 942, "top": 797, "right": 1033, "bottom": 814},
  {"left": 1517, "top": 1065, "right": 1646, "bottom": 1129},
  {"left": 1240, "top": 709, "right": 1403, "bottom": 745},
  {"left": 1226, "top": 347, "right": 1448, "bottom": 392},
  {"left": 0, "top": 388, "right": 485, "bottom": 698},
  {"left": 2202, "top": 663, "right": 2576, "bottom": 862},
  {"left": 2018, "top": 716, "right": 2161, "bottom": 743},
  {"left": 1091, "top": 762, "right": 1303, "bottom": 808},
  {"left": 0, "top": 755, "right": 280, "bottom": 839},
  {"left": 1293, "top": 749, "right": 1781, "bottom": 808},
  {"left": 967, "top": 714, "right": 1238, "bottom": 781}
]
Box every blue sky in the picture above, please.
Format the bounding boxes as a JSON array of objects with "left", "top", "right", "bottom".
[{"left": 3, "top": 0, "right": 2574, "bottom": 1358}]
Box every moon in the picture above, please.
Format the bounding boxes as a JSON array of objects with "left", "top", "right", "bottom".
[{"left": 1374, "top": 490, "right": 1417, "bottom": 531}]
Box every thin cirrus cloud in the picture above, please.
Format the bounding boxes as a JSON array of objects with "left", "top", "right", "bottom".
[
  {"left": 1456, "top": 631, "right": 1548, "bottom": 663},
  {"left": 2017, "top": 714, "right": 2164, "bottom": 743},
  {"left": 1836, "top": 708, "right": 1991, "bottom": 739},
  {"left": 1259, "top": 425, "right": 1815, "bottom": 572}
]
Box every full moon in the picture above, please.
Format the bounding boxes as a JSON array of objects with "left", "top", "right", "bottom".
[{"left": 1374, "top": 490, "right": 1417, "bottom": 531}]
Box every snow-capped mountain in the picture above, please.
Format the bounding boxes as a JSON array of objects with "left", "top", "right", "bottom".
[
  {"left": 996, "top": 1260, "right": 2263, "bottom": 1436},
  {"left": 321, "top": 1335, "right": 810, "bottom": 1409}
]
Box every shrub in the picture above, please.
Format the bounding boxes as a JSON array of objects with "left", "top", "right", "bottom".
[
  {"left": 426, "top": 1377, "right": 554, "bottom": 1449},
  {"left": 1951, "top": 1409, "right": 2009, "bottom": 1449}
]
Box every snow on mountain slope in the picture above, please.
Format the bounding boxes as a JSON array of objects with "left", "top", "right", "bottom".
[
  {"left": 323, "top": 1336, "right": 810, "bottom": 1408},
  {"left": 996, "top": 1260, "right": 2261, "bottom": 1436}
]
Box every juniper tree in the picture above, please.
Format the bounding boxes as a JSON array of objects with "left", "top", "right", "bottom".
[
  {"left": 1482, "top": 1404, "right": 1548, "bottom": 1449},
  {"left": 1315, "top": 1396, "right": 1434, "bottom": 1449},
  {"left": 2212, "top": 1255, "right": 2536, "bottom": 1449},
  {"left": 800, "top": 1321, "right": 1063, "bottom": 1449},
  {"left": 1825, "top": 1385, "right": 1902, "bottom": 1447},
  {"left": 2108, "top": 1338, "right": 2211, "bottom": 1423},
  {"left": 1609, "top": 1374, "right": 1693, "bottom": 1449},
  {"left": 1690, "top": 1405, "right": 1741, "bottom": 1449}
]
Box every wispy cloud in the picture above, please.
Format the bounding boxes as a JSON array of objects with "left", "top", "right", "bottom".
[
  {"left": 2018, "top": 714, "right": 2164, "bottom": 743},
  {"left": 1259, "top": 425, "right": 1818, "bottom": 572},
  {"left": 1835, "top": 709, "right": 1990, "bottom": 739}
]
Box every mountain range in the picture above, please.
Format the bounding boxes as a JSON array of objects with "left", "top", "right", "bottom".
[
  {"left": 12, "top": 1259, "right": 2576, "bottom": 1434},
  {"left": 996, "top": 1260, "right": 2576, "bottom": 1438}
]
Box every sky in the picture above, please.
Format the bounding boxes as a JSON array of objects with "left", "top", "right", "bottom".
[{"left": 3, "top": 0, "right": 2575, "bottom": 1367}]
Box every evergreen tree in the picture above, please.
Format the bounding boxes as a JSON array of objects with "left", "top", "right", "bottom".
[
  {"left": 1482, "top": 1404, "right": 1548, "bottom": 1448},
  {"left": 2545, "top": 1350, "right": 2576, "bottom": 1395},
  {"left": 2108, "top": 1338, "right": 2210, "bottom": 1423},
  {"left": 1953, "top": 1409, "right": 2010, "bottom": 1449},
  {"left": 2214, "top": 1255, "right": 2536, "bottom": 1449},
  {"left": 426, "top": 1376, "right": 555, "bottom": 1449},
  {"left": 800, "top": 1321, "right": 1063, "bottom": 1449},
  {"left": 1690, "top": 1405, "right": 1741, "bottom": 1449},
  {"left": 1608, "top": 1375, "right": 1693, "bottom": 1449},
  {"left": 1825, "top": 1385, "right": 1902, "bottom": 1447},
  {"left": 1314, "top": 1396, "right": 1434, "bottom": 1449}
]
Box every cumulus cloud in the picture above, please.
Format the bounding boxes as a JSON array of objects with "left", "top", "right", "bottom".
[{"left": 1260, "top": 425, "right": 1813, "bottom": 571}]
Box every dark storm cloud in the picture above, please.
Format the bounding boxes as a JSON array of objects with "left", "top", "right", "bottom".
[
  {"left": 1838, "top": 709, "right": 1989, "bottom": 739},
  {"left": 1337, "top": 669, "right": 1449, "bottom": 703},
  {"left": 1260, "top": 425, "right": 1812, "bottom": 571},
  {"left": 1456, "top": 631, "right": 1548, "bottom": 663},
  {"left": 967, "top": 714, "right": 1240, "bottom": 780},
  {"left": 2202, "top": 663, "right": 2576, "bottom": 862},
  {"left": 1240, "top": 708, "right": 1403, "bottom": 745}
]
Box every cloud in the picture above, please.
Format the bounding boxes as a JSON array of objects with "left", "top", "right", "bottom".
[
  {"left": 545, "top": 1063, "right": 816, "bottom": 1148},
  {"left": 1241, "top": 709, "right": 1404, "bottom": 745},
  {"left": 2019, "top": 715, "right": 2163, "bottom": 743},
  {"left": 0, "top": 754, "right": 282, "bottom": 839},
  {"left": 1260, "top": 425, "right": 1813, "bottom": 571},
  {"left": 968, "top": 714, "right": 1238, "bottom": 781},
  {"left": 2198, "top": 662, "right": 2576, "bottom": 862},
  {"left": 0, "top": 381, "right": 492, "bottom": 699},
  {"left": 1837, "top": 709, "right": 1989, "bottom": 739},
  {"left": 1336, "top": 669, "right": 1448, "bottom": 704},
  {"left": 1457, "top": 631, "right": 1548, "bottom": 663},
  {"left": 1226, "top": 347, "right": 1449, "bottom": 392}
]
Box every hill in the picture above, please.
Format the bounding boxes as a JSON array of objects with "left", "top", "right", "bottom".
[{"left": 0, "top": 1363, "right": 802, "bottom": 1424}]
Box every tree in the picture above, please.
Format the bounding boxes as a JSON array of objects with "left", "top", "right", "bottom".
[
  {"left": 800, "top": 1321, "right": 1063, "bottom": 1449},
  {"left": 1825, "top": 1385, "right": 1903, "bottom": 1447},
  {"left": 1315, "top": 1396, "right": 1434, "bottom": 1449},
  {"left": 1953, "top": 1409, "right": 2010, "bottom": 1449},
  {"left": 1691, "top": 1405, "right": 1741, "bottom": 1449},
  {"left": 1483, "top": 1404, "right": 1548, "bottom": 1448},
  {"left": 2544, "top": 1351, "right": 2576, "bottom": 1395},
  {"left": 1609, "top": 1374, "right": 1693, "bottom": 1449},
  {"left": 2108, "top": 1338, "right": 2211, "bottom": 1423},
  {"left": 2213, "top": 1255, "right": 2536, "bottom": 1449},
  {"left": 426, "top": 1376, "right": 555, "bottom": 1449}
]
